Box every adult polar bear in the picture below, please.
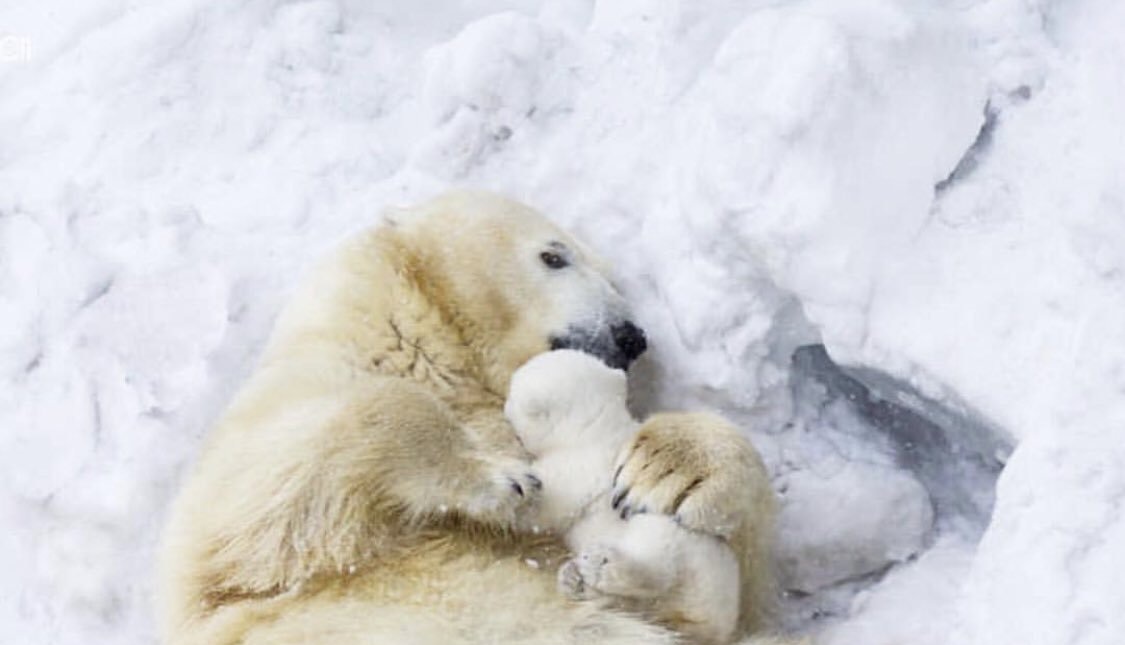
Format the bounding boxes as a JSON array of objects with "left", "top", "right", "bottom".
[{"left": 157, "top": 191, "right": 782, "bottom": 645}]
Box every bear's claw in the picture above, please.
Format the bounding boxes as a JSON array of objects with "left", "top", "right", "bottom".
[
  {"left": 507, "top": 471, "right": 543, "bottom": 497},
  {"left": 463, "top": 457, "right": 541, "bottom": 526},
  {"left": 610, "top": 424, "right": 738, "bottom": 537}
]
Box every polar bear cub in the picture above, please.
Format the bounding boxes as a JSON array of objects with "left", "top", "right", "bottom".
[{"left": 505, "top": 350, "right": 740, "bottom": 645}]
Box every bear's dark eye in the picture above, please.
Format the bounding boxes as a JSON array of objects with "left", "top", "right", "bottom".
[{"left": 540, "top": 251, "right": 569, "bottom": 270}]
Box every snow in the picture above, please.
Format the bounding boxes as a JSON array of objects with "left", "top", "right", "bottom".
[
  {"left": 2, "top": 1, "right": 1123, "bottom": 644},
  {"left": 777, "top": 462, "right": 934, "bottom": 594}
]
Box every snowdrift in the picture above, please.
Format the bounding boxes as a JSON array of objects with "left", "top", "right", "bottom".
[{"left": 2, "top": 1, "right": 1123, "bottom": 644}]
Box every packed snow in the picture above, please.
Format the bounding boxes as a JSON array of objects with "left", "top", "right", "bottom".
[{"left": 2, "top": 0, "right": 1123, "bottom": 644}]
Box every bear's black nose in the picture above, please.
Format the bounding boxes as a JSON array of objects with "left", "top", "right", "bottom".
[{"left": 611, "top": 321, "right": 647, "bottom": 362}]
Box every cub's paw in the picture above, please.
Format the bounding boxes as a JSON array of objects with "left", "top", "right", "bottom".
[
  {"left": 557, "top": 546, "right": 616, "bottom": 600},
  {"left": 557, "top": 558, "right": 591, "bottom": 599},
  {"left": 611, "top": 413, "right": 754, "bottom": 539},
  {"left": 463, "top": 456, "right": 542, "bottom": 526}
]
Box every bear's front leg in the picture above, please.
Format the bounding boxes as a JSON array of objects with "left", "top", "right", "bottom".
[
  {"left": 608, "top": 412, "right": 777, "bottom": 634},
  {"left": 609, "top": 412, "right": 770, "bottom": 538},
  {"left": 362, "top": 379, "right": 543, "bottom": 529},
  {"left": 178, "top": 376, "right": 543, "bottom": 610}
]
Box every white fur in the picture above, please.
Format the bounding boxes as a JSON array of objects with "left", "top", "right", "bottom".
[{"left": 506, "top": 350, "right": 741, "bottom": 645}]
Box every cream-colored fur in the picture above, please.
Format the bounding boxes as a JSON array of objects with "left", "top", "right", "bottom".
[
  {"left": 506, "top": 349, "right": 744, "bottom": 645},
  {"left": 157, "top": 191, "right": 787, "bottom": 645}
]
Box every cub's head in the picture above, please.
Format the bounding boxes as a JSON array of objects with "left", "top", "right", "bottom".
[
  {"left": 505, "top": 349, "right": 633, "bottom": 453},
  {"left": 385, "top": 191, "right": 647, "bottom": 391}
]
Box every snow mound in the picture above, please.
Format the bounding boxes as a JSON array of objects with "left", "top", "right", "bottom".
[{"left": 777, "top": 462, "right": 934, "bottom": 594}]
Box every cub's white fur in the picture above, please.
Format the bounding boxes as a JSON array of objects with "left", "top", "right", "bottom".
[{"left": 506, "top": 350, "right": 740, "bottom": 645}]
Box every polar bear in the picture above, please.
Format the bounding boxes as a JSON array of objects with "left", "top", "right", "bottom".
[
  {"left": 505, "top": 349, "right": 746, "bottom": 645},
  {"left": 156, "top": 191, "right": 783, "bottom": 645}
]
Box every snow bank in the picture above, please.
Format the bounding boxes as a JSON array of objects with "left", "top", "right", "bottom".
[{"left": 2, "top": 0, "right": 1123, "bottom": 644}]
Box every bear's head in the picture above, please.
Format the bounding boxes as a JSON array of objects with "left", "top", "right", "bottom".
[
  {"left": 384, "top": 191, "right": 647, "bottom": 391},
  {"left": 505, "top": 349, "right": 635, "bottom": 454}
]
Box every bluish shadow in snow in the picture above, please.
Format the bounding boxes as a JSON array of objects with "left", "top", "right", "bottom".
[
  {"left": 791, "top": 344, "right": 1011, "bottom": 533},
  {"left": 934, "top": 87, "right": 1031, "bottom": 196},
  {"left": 776, "top": 345, "right": 1011, "bottom": 632},
  {"left": 934, "top": 102, "right": 998, "bottom": 196}
]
